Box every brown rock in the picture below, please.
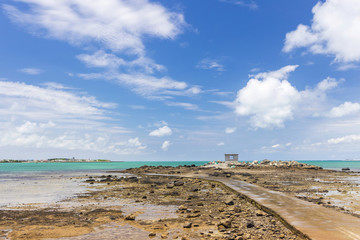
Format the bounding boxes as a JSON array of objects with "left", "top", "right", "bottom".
[
  {"left": 125, "top": 213, "right": 136, "bottom": 220},
  {"left": 183, "top": 222, "right": 192, "bottom": 228},
  {"left": 218, "top": 219, "right": 232, "bottom": 228}
]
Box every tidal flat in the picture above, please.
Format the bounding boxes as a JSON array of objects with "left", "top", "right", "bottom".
[{"left": 0, "top": 161, "right": 359, "bottom": 239}]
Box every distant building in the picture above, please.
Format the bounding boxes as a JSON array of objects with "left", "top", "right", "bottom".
[{"left": 225, "top": 154, "right": 238, "bottom": 162}]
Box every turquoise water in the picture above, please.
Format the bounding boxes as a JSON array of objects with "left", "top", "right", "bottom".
[
  {"left": 1, "top": 160, "right": 360, "bottom": 173},
  {"left": 0, "top": 161, "right": 208, "bottom": 173},
  {"left": 299, "top": 160, "right": 360, "bottom": 171}
]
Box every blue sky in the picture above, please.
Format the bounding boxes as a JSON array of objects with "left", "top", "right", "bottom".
[{"left": 1, "top": 0, "right": 360, "bottom": 161}]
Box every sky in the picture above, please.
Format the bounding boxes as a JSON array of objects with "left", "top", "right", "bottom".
[{"left": 1, "top": 0, "right": 360, "bottom": 161}]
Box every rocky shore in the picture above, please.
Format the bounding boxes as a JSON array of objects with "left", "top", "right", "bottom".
[
  {"left": 0, "top": 171, "right": 303, "bottom": 239},
  {"left": 1, "top": 160, "right": 359, "bottom": 240},
  {"left": 125, "top": 161, "right": 360, "bottom": 217}
]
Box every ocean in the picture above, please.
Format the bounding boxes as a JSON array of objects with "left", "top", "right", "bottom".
[{"left": 0, "top": 160, "right": 360, "bottom": 173}]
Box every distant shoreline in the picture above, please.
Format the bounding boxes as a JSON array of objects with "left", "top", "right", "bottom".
[{"left": 0, "top": 158, "right": 111, "bottom": 163}]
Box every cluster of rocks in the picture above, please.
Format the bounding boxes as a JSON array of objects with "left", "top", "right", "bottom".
[
  {"left": 206, "top": 160, "right": 322, "bottom": 170},
  {"left": 101, "top": 173, "right": 304, "bottom": 240}
]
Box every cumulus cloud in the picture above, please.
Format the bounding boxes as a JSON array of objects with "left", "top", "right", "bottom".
[
  {"left": 217, "top": 142, "right": 225, "bottom": 146},
  {"left": 234, "top": 65, "right": 300, "bottom": 128},
  {"left": 161, "top": 140, "right": 171, "bottom": 151},
  {"left": 327, "top": 102, "right": 360, "bottom": 118},
  {"left": 19, "top": 68, "right": 42, "bottom": 75},
  {"left": 149, "top": 125, "right": 172, "bottom": 137},
  {"left": 233, "top": 66, "right": 342, "bottom": 128},
  {"left": 196, "top": 58, "right": 225, "bottom": 71},
  {"left": 284, "top": 0, "right": 360, "bottom": 63},
  {"left": 225, "top": 127, "right": 237, "bottom": 134}
]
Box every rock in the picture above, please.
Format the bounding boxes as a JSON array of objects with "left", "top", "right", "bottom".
[
  {"left": 342, "top": 167, "right": 350, "bottom": 171},
  {"left": 279, "top": 234, "right": 285, "bottom": 238},
  {"left": 255, "top": 210, "right": 265, "bottom": 216},
  {"left": 167, "top": 182, "right": 174, "bottom": 188},
  {"left": 178, "top": 205, "right": 187, "bottom": 211},
  {"left": 233, "top": 207, "right": 242, "bottom": 213},
  {"left": 149, "top": 232, "right": 156, "bottom": 237},
  {"left": 246, "top": 221, "right": 255, "bottom": 228},
  {"left": 183, "top": 222, "right": 192, "bottom": 228},
  {"left": 261, "top": 159, "right": 271, "bottom": 165},
  {"left": 225, "top": 198, "right": 235, "bottom": 206},
  {"left": 125, "top": 213, "right": 136, "bottom": 220},
  {"left": 174, "top": 180, "right": 184, "bottom": 186},
  {"left": 191, "top": 186, "right": 199, "bottom": 192},
  {"left": 187, "top": 213, "right": 200, "bottom": 218},
  {"left": 218, "top": 219, "right": 232, "bottom": 228},
  {"left": 243, "top": 233, "right": 251, "bottom": 239},
  {"left": 226, "top": 173, "right": 231, "bottom": 178}
]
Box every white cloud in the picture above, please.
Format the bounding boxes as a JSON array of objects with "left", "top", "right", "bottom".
[
  {"left": 19, "top": 68, "right": 42, "bottom": 75},
  {"left": 327, "top": 102, "right": 360, "bottom": 118},
  {"left": 166, "top": 102, "right": 199, "bottom": 110},
  {"left": 161, "top": 140, "right": 171, "bottom": 151},
  {"left": 271, "top": 144, "right": 281, "bottom": 148},
  {"left": 217, "top": 142, "right": 225, "bottom": 146},
  {"left": 0, "top": 80, "right": 150, "bottom": 155},
  {"left": 225, "top": 127, "right": 237, "bottom": 134},
  {"left": 328, "top": 134, "right": 360, "bottom": 144},
  {"left": 284, "top": 0, "right": 360, "bottom": 63},
  {"left": 337, "top": 63, "right": 359, "bottom": 71},
  {"left": 196, "top": 58, "right": 225, "bottom": 71},
  {"left": 4, "top": 0, "right": 186, "bottom": 54},
  {"left": 42, "top": 82, "right": 72, "bottom": 90},
  {"left": 219, "top": 0, "right": 258, "bottom": 9},
  {"left": 78, "top": 71, "right": 190, "bottom": 99},
  {"left": 0, "top": 81, "right": 115, "bottom": 118},
  {"left": 149, "top": 125, "right": 172, "bottom": 137},
  {"left": 0, "top": 122, "right": 146, "bottom": 154},
  {"left": 77, "top": 50, "right": 166, "bottom": 74},
  {"left": 233, "top": 66, "right": 342, "bottom": 128},
  {"left": 4, "top": 0, "right": 194, "bottom": 99},
  {"left": 234, "top": 65, "right": 300, "bottom": 128},
  {"left": 316, "top": 77, "right": 339, "bottom": 91}
]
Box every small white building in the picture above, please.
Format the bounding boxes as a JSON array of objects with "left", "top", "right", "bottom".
[{"left": 225, "top": 154, "right": 238, "bottom": 162}]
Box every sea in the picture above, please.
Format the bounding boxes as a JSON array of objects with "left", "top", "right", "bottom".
[{"left": 1, "top": 160, "right": 360, "bottom": 173}]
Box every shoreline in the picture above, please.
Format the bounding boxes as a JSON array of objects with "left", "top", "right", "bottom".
[{"left": 0, "top": 161, "right": 359, "bottom": 239}]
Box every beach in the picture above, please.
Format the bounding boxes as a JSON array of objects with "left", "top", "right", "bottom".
[{"left": 0, "top": 161, "right": 359, "bottom": 239}]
